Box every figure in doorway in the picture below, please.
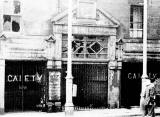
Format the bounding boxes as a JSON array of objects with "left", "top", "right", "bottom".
[{"left": 140, "top": 78, "right": 156, "bottom": 117}]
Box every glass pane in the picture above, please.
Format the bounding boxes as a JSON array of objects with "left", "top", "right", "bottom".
[
  {"left": 73, "top": 54, "right": 84, "bottom": 58},
  {"left": 62, "top": 47, "right": 67, "bottom": 53},
  {"left": 97, "top": 54, "right": 108, "bottom": 59},
  {"left": 3, "top": 0, "right": 12, "bottom": 14},
  {"left": 91, "top": 42, "right": 101, "bottom": 53},
  {"left": 62, "top": 35, "right": 67, "bottom": 40},
  {"left": 132, "top": 6, "right": 143, "bottom": 29},
  {"left": 137, "top": 30, "right": 143, "bottom": 38},
  {"left": 62, "top": 53, "right": 67, "bottom": 58},
  {"left": 72, "top": 40, "right": 84, "bottom": 52},
  {"left": 14, "top": 0, "right": 20, "bottom": 14},
  {"left": 86, "top": 54, "right": 96, "bottom": 58},
  {"left": 62, "top": 40, "right": 68, "bottom": 50},
  {"left": 99, "top": 48, "right": 108, "bottom": 54},
  {"left": 3, "top": 15, "right": 11, "bottom": 31},
  {"left": 74, "top": 35, "right": 84, "bottom": 40},
  {"left": 87, "top": 48, "right": 94, "bottom": 53},
  {"left": 12, "top": 16, "right": 20, "bottom": 32},
  {"left": 99, "top": 39, "right": 108, "bottom": 47},
  {"left": 75, "top": 47, "right": 84, "bottom": 54}
]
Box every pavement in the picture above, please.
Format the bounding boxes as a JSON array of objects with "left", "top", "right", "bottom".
[{"left": 1, "top": 107, "right": 160, "bottom": 117}]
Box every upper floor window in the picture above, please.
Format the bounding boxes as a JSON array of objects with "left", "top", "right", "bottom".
[
  {"left": 130, "top": 5, "right": 143, "bottom": 38},
  {"left": 3, "top": 0, "right": 21, "bottom": 32},
  {"left": 62, "top": 35, "right": 108, "bottom": 59}
]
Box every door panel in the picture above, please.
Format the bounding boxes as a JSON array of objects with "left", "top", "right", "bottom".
[{"left": 5, "top": 61, "right": 46, "bottom": 112}]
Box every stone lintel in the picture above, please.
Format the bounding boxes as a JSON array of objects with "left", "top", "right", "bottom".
[{"left": 53, "top": 24, "right": 117, "bottom": 36}]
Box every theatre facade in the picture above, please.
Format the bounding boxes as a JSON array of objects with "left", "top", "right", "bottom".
[
  {"left": 1, "top": 0, "right": 160, "bottom": 113},
  {"left": 0, "top": 0, "right": 122, "bottom": 113}
]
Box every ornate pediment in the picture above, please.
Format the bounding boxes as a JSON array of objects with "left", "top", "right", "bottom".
[{"left": 51, "top": 7, "right": 120, "bottom": 27}]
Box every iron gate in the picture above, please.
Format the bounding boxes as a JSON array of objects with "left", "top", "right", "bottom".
[
  {"left": 62, "top": 64, "right": 108, "bottom": 109},
  {"left": 5, "top": 61, "right": 46, "bottom": 112}
]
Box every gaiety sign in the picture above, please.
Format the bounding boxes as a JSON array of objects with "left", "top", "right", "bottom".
[
  {"left": 127, "top": 72, "right": 160, "bottom": 80},
  {"left": 7, "top": 73, "right": 43, "bottom": 82}
]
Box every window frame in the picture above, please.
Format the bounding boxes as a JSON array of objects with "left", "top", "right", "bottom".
[
  {"left": 2, "top": 0, "right": 22, "bottom": 34},
  {"left": 129, "top": 5, "right": 143, "bottom": 38},
  {"left": 62, "top": 35, "right": 108, "bottom": 60}
]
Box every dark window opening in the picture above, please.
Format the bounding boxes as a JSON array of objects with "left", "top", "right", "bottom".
[
  {"left": 14, "top": 0, "right": 20, "bottom": 14},
  {"left": 3, "top": 15, "right": 11, "bottom": 31},
  {"left": 12, "top": 20, "right": 20, "bottom": 32},
  {"left": 3, "top": 0, "right": 21, "bottom": 32}
]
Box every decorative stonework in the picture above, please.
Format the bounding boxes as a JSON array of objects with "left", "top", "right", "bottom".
[
  {"left": 46, "top": 35, "right": 56, "bottom": 43},
  {"left": 3, "top": 36, "right": 47, "bottom": 60},
  {"left": 53, "top": 25, "right": 117, "bottom": 36},
  {"left": 51, "top": 6, "right": 120, "bottom": 28}
]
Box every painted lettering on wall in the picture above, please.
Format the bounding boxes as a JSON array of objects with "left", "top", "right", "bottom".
[
  {"left": 7, "top": 73, "right": 42, "bottom": 82},
  {"left": 127, "top": 72, "right": 160, "bottom": 79}
]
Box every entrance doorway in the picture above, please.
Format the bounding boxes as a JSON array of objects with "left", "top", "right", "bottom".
[
  {"left": 121, "top": 62, "right": 142, "bottom": 107},
  {"left": 5, "top": 61, "right": 46, "bottom": 112},
  {"left": 62, "top": 64, "right": 108, "bottom": 109}
]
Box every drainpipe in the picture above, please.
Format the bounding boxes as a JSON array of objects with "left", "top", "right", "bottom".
[
  {"left": 140, "top": 0, "right": 148, "bottom": 106},
  {"left": 65, "top": 0, "right": 74, "bottom": 115}
]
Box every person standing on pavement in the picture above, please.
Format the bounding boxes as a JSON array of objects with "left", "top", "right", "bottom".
[{"left": 140, "top": 78, "right": 156, "bottom": 117}]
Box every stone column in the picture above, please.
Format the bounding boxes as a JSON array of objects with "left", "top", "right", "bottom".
[
  {"left": 117, "top": 61, "right": 122, "bottom": 108},
  {"left": 116, "top": 39, "right": 123, "bottom": 108},
  {"left": 0, "top": 60, "right": 5, "bottom": 114},
  {"left": 108, "top": 61, "right": 119, "bottom": 108}
]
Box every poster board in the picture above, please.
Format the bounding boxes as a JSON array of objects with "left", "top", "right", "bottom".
[{"left": 48, "top": 70, "right": 61, "bottom": 101}]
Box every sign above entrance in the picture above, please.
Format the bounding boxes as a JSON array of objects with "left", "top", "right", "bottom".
[{"left": 7, "top": 73, "right": 42, "bottom": 82}]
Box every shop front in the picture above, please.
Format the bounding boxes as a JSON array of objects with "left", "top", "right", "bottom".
[
  {"left": 5, "top": 61, "right": 46, "bottom": 112},
  {"left": 121, "top": 61, "right": 160, "bottom": 108}
]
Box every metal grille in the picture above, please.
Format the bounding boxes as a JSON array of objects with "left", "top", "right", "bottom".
[{"left": 62, "top": 64, "right": 108, "bottom": 110}]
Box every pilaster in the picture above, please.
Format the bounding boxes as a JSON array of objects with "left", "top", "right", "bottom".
[
  {"left": 54, "top": 34, "right": 62, "bottom": 69},
  {"left": 0, "top": 59, "right": 5, "bottom": 114},
  {"left": 108, "top": 35, "right": 121, "bottom": 108},
  {"left": 46, "top": 33, "right": 62, "bottom": 112}
]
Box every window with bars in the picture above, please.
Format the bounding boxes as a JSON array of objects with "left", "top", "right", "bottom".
[
  {"left": 3, "top": 0, "right": 21, "bottom": 32},
  {"left": 62, "top": 35, "right": 108, "bottom": 59},
  {"left": 130, "top": 5, "right": 143, "bottom": 38}
]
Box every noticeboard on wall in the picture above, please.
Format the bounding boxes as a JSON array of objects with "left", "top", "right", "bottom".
[{"left": 48, "top": 70, "right": 61, "bottom": 101}]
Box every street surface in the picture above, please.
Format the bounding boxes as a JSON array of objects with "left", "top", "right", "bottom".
[{"left": 1, "top": 107, "right": 160, "bottom": 117}]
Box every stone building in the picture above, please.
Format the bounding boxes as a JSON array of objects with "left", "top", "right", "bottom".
[{"left": 0, "top": 0, "right": 160, "bottom": 113}]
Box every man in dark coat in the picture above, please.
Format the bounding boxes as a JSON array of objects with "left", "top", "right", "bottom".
[{"left": 140, "top": 79, "right": 156, "bottom": 117}]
